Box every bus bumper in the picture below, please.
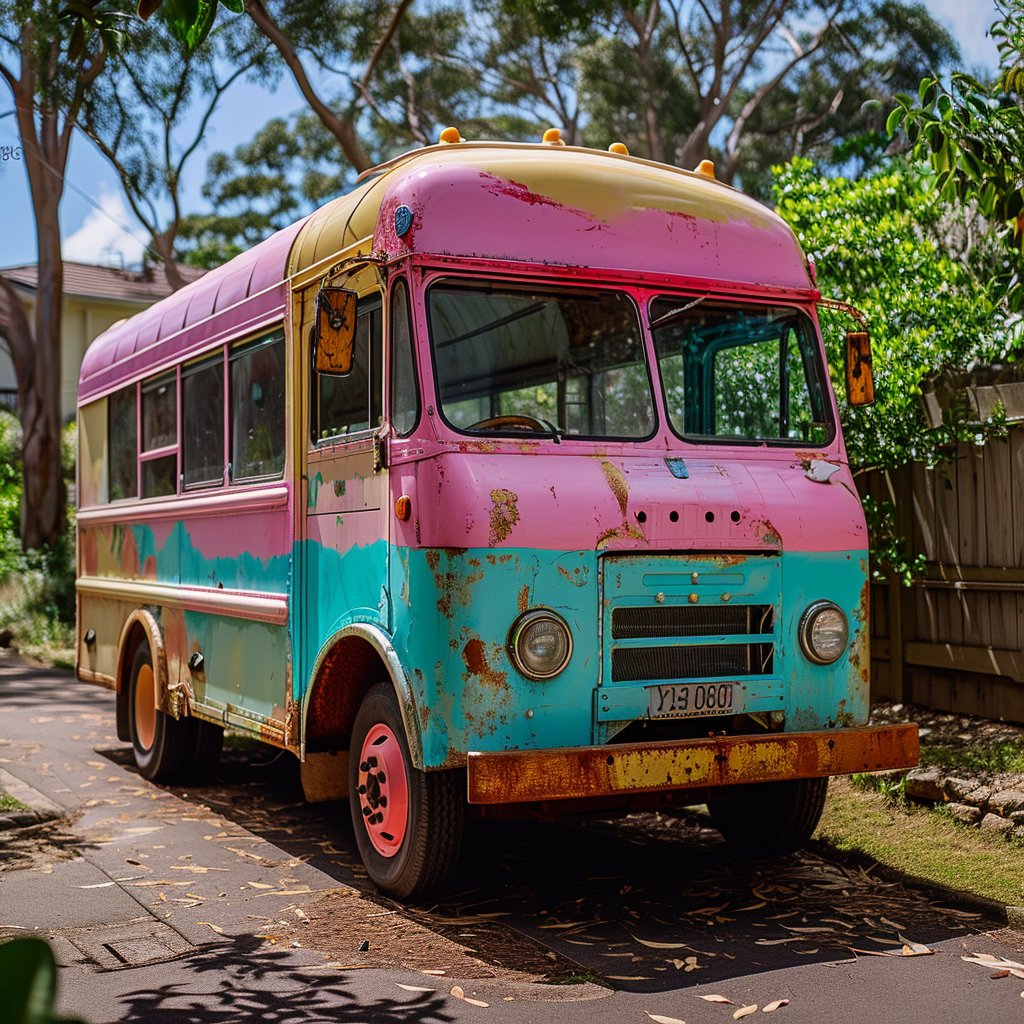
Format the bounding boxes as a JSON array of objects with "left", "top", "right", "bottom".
[{"left": 466, "top": 723, "right": 918, "bottom": 804}]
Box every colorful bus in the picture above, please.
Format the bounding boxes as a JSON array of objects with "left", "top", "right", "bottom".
[{"left": 76, "top": 129, "right": 918, "bottom": 898}]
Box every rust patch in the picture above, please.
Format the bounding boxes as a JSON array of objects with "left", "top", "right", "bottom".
[
  {"left": 480, "top": 172, "right": 578, "bottom": 213},
  {"left": 425, "top": 549, "right": 484, "bottom": 618},
  {"left": 750, "top": 517, "right": 782, "bottom": 549},
  {"left": 461, "top": 638, "right": 508, "bottom": 689},
  {"left": 517, "top": 584, "right": 530, "bottom": 613},
  {"left": 557, "top": 565, "right": 588, "bottom": 587},
  {"left": 600, "top": 461, "right": 629, "bottom": 518},
  {"left": 488, "top": 489, "right": 520, "bottom": 547}
]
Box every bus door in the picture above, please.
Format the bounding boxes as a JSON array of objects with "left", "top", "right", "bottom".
[{"left": 305, "top": 269, "right": 390, "bottom": 673}]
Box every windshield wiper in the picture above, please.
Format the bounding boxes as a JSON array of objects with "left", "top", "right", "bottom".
[{"left": 648, "top": 293, "right": 708, "bottom": 331}]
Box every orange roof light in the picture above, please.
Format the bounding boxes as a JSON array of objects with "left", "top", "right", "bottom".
[
  {"left": 439, "top": 126, "right": 463, "bottom": 144},
  {"left": 395, "top": 495, "right": 412, "bottom": 521},
  {"left": 542, "top": 127, "right": 566, "bottom": 146},
  {"left": 608, "top": 142, "right": 629, "bottom": 155},
  {"left": 695, "top": 159, "right": 716, "bottom": 179}
]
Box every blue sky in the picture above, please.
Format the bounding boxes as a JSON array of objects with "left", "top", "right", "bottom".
[{"left": 0, "top": 0, "right": 1003, "bottom": 270}]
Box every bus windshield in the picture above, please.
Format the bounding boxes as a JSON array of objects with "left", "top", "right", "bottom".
[
  {"left": 427, "top": 281, "right": 655, "bottom": 440},
  {"left": 650, "top": 297, "right": 833, "bottom": 446}
]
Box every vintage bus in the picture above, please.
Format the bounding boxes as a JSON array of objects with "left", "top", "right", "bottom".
[{"left": 76, "top": 128, "right": 918, "bottom": 899}]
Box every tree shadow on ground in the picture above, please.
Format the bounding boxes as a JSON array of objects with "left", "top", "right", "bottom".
[{"left": 109, "top": 932, "right": 455, "bottom": 1023}]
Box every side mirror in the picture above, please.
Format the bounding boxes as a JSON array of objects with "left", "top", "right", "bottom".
[
  {"left": 845, "top": 328, "right": 874, "bottom": 406},
  {"left": 315, "top": 287, "right": 358, "bottom": 375}
]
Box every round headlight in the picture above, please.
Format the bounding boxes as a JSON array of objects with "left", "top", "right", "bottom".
[
  {"left": 507, "top": 609, "right": 573, "bottom": 681},
  {"left": 799, "top": 601, "right": 849, "bottom": 665}
]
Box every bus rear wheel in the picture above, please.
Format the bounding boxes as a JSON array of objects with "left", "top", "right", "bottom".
[
  {"left": 128, "top": 643, "right": 223, "bottom": 784},
  {"left": 349, "top": 682, "right": 463, "bottom": 900},
  {"left": 708, "top": 776, "right": 829, "bottom": 858}
]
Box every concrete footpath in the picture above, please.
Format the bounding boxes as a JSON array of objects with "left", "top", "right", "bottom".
[{"left": 3, "top": 654, "right": 1024, "bottom": 1024}]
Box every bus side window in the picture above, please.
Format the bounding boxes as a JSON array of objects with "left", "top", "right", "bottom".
[
  {"left": 390, "top": 280, "right": 419, "bottom": 436},
  {"left": 182, "top": 354, "right": 225, "bottom": 489},
  {"left": 141, "top": 373, "right": 177, "bottom": 498},
  {"left": 232, "top": 333, "right": 286, "bottom": 480},
  {"left": 108, "top": 385, "right": 138, "bottom": 501},
  {"left": 316, "top": 298, "right": 382, "bottom": 440}
]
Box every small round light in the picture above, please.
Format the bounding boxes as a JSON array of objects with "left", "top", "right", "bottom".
[
  {"left": 439, "top": 126, "right": 462, "bottom": 144},
  {"left": 608, "top": 142, "right": 629, "bottom": 155},
  {"left": 507, "top": 609, "right": 572, "bottom": 681},
  {"left": 394, "top": 495, "right": 412, "bottom": 521},
  {"left": 799, "top": 601, "right": 849, "bottom": 665},
  {"left": 542, "top": 127, "right": 566, "bottom": 146}
]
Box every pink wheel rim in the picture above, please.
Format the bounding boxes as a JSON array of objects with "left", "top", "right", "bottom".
[{"left": 356, "top": 724, "right": 408, "bottom": 858}]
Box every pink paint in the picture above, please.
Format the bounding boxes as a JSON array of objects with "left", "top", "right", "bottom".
[
  {"left": 373, "top": 161, "right": 811, "bottom": 291},
  {"left": 392, "top": 450, "right": 863, "bottom": 554}
]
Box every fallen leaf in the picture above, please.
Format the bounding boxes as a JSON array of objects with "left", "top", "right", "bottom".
[
  {"left": 421, "top": 970, "right": 446, "bottom": 975},
  {"left": 396, "top": 984, "right": 434, "bottom": 992},
  {"left": 451, "top": 986, "right": 465, "bottom": 1000},
  {"left": 77, "top": 882, "right": 115, "bottom": 889},
  {"left": 197, "top": 922, "right": 224, "bottom": 934},
  {"left": 631, "top": 935, "right": 692, "bottom": 949},
  {"left": 733, "top": 1006, "right": 758, "bottom": 1019},
  {"left": 699, "top": 995, "right": 734, "bottom": 1004},
  {"left": 247, "top": 881, "right": 274, "bottom": 889},
  {"left": 607, "top": 976, "right": 654, "bottom": 981},
  {"left": 645, "top": 1014, "right": 686, "bottom": 1024},
  {"left": 763, "top": 999, "right": 790, "bottom": 1012},
  {"left": 735, "top": 902, "right": 767, "bottom": 912},
  {"left": 897, "top": 935, "right": 934, "bottom": 955},
  {"left": 690, "top": 903, "right": 730, "bottom": 916},
  {"left": 754, "top": 939, "right": 802, "bottom": 946},
  {"left": 880, "top": 918, "right": 905, "bottom": 932},
  {"left": 992, "top": 971, "right": 1011, "bottom": 979},
  {"left": 780, "top": 925, "right": 833, "bottom": 934},
  {"left": 464, "top": 998, "right": 489, "bottom": 1007}
]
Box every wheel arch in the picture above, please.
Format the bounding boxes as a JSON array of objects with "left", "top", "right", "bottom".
[
  {"left": 115, "top": 609, "right": 169, "bottom": 742},
  {"left": 301, "top": 624, "right": 423, "bottom": 768}
]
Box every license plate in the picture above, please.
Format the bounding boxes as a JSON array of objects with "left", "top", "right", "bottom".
[{"left": 647, "top": 682, "right": 734, "bottom": 719}]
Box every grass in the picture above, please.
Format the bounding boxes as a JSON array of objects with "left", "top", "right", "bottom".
[
  {"left": 918, "top": 739, "right": 1024, "bottom": 777},
  {"left": 816, "top": 776, "right": 1024, "bottom": 908},
  {"left": 0, "top": 787, "right": 30, "bottom": 813}
]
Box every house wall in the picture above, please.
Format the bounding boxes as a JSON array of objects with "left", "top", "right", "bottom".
[{"left": 0, "top": 290, "right": 148, "bottom": 421}]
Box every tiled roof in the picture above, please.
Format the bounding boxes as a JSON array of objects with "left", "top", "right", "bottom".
[{"left": 0, "top": 260, "right": 205, "bottom": 303}]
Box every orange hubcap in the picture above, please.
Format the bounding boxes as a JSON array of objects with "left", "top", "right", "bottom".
[{"left": 134, "top": 664, "right": 156, "bottom": 750}]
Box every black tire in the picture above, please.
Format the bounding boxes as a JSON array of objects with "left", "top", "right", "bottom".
[
  {"left": 183, "top": 717, "right": 224, "bottom": 781},
  {"left": 708, "top": 776, "right": 829, "bottom": 858},
  {"left": 349, "top": 682, "right": 463, "bottom": 900},
  {"left": 128, "top": 643, "right": 193, "bottom": 783}
]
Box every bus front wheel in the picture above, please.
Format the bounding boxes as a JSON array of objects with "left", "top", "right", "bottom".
[
  {"left": 708, "top": 776, "right": 829, "bottom": 858},
  {"left": 349, "top": 682, "right": 463, "bottom": 900}
]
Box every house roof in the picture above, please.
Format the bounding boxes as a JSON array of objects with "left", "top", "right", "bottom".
[{"left": 0, "top": 260, "right": 205, "bottom": 304}]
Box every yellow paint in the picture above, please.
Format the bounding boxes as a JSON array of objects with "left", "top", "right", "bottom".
[
  {"left": 78, "top": 398, "right": 107, "bottom": 508},
  {"left": 286, "top": 143, "right": 784, "bottom": 278}
]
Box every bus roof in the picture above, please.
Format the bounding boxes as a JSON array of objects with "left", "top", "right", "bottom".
[{"left": 79, "top": 141, "right": 811, "bottom": 404}]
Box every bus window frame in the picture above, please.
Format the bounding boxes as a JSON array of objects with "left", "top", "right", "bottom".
[
  {"left": 229, "top": 329, "right": 288, "bottom": 485},
  {"left": 388, "top": 275, "right": 420, "bottom": 439},
  {"left": 139, "top": 368, "right": 180, "bottom": 500},
  {"left": 181, "top": 348, "right": 227, "bottom": 493}
]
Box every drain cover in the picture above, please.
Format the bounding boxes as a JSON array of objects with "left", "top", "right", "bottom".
[{"left": 59, "top": 919, "right": 196, "bottom": 970}]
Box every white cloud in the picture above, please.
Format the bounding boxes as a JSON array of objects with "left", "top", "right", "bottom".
[{"left": 62, "top": 190, "right": 148, "bottom": 268}]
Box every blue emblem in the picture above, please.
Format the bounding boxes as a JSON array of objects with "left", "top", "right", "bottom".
[{"left": 395, "top": 205, "right": 414, "bottom": 238}]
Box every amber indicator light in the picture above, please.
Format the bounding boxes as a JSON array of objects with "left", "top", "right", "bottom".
[{"left": 395, "top": 495, "right": 412, "bottom": 521}]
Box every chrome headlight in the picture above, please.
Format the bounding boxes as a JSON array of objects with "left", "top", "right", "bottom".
[
  {"left": 507, "top": 609, "right": 572, "bottom": 681},
  {"left": 799, "top": 601, "right": 849, "bottom": 665}
]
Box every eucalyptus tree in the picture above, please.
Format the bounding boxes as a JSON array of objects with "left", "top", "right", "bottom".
[
  {"left": 0, "top": 2, "right": 132, "bottom": 550},
  {"left": 81, "top": 9, "right": 273, "bottom": 290}
]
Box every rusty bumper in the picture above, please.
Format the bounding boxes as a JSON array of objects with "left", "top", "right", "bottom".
[{"left": 466, "top": 723, "right": 918, "bottom": 805}]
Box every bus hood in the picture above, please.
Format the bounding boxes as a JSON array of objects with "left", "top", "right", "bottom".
[{"left": 395, "top": 450, "right": 867, "bottom": 554}]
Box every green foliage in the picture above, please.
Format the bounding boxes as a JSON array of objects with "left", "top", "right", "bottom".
[
  {"left": 861, "top": 495, "right": 926, "bottom": 585},
  {"left": 0, "top": 937, "right": 86, "bottom": 1024},
  {"left": 0, "top": 413, "right": 76, "bottom": 653},
  {"left": 772, "top": 157, "right": 1018, "bottom": 474},
  {"left": 919, "top": 738, "right": 1024, "bottom": 776},
  {"left": 890, "top": 1, "right": 1024, "bottom": 308},
  {"left": 850, "top": 770, "right": 907, "bottom": 807}
]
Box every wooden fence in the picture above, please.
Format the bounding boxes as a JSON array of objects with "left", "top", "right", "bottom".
[{"left": 863, "top": 426, "right": 1024, "bottom": 723}]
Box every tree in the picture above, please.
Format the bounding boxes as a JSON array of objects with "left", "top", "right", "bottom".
[
  {"left": 572, "top": 0, "right": 959, "bottom": 190},
  {"left": 176, "top": 110, "right": 350, "bottom": 268},
  {"left": 772, "top": 157, "right": 1014, "bottom": 475},
  {"left": 890, "top": 1, "right": 1024, "bottom": 308},
  {"left": 0, "top": 3, "right": 130, "bottom": 550},
  {"left": 81, "top": 8, "right": 271, "bottom": 290}
]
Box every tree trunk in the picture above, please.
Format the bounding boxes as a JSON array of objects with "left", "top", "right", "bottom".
[
  {"left": 152, "top": 231, "right": 187, "bottom": 291},
  {"left": 20, "top": 184, "right": 66, "bottom": 550}
]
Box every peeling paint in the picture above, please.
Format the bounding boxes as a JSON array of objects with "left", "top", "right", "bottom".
[{"left": 488, "top": 489, "right": 520, "bottom": 546}]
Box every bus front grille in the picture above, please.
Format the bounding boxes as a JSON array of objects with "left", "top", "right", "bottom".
[
  {"left": 611, "top": 641, "right": 775, "bottom": 683},
  {"left": 611, "top": 604, "right": 774, "bottom": 639}
]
